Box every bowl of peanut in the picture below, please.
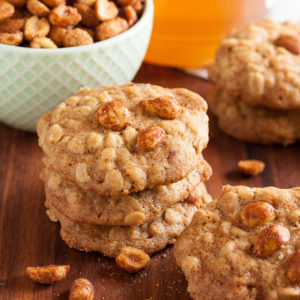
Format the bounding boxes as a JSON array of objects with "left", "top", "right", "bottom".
[{"left": 0, "top": 0, "right": 153, "bottom": 131}]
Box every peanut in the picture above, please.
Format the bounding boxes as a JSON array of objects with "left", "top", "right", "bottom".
[
  {"left": 74, "top": 3, "right": 98, "bottom": 28},
  {"left": 136, "top": 126, "right": 166, "bottom": 152},
  {"left": 0, "top": 1, "right": 15, "bottom": 22},
  {"left": 0, "top": 30, "right": 23, "bottom": 45},
  {"left": 40, "top": 0, "right": 65, "bottom": 8},
  {"left": 24, "top": 16, "right": 50, "bottom": 41},
  {"left": 26, "top": 265, "right": 70, "bottom": 284},
  {"left": 140, "top": 96, "right": 181, "bottom": 119},
  {"left": 95, "top": 0, "right": 118, "bottom": 21},
  {"left": 95, "top": 17, "right": 128, "bottom": 41},
  {"left": 116, "top": 0, "right": 134, "bottom": 5},
  {"left": 6, "top": 0, "right": 26, "bottom": 7},
  {"left": 76, "top": 0, "right": 95, "bottom": 7},
  {"left": 240, "top": 201, "right": 276, "bottom": 227},
  {"left": 116, "top": 246, "right": 150, "bottom": 272},
  {"left": 254, "top": 224, "right": 290, "bottom": 257},
  {"left": 274, "top": 34, "right": 300, "bottom": 55},
  {"left": 49, "top": 25, "right": 66, "bottom": 46},
  {"left": 123, "top": 5, "right": 137, "bottom": 27},
  {"left": 0, "top": 18, "right": 26, "bottom": 33},
  {"left": 186, "top": 189, "right": 205, "bottom": 208},
  {"left": 237, "top": 159, "right": 265, "bottom": 176},
  {"left": 63, "top": 28, "right": 93, "bottom": 47},
  {"left": 27, "top": 0, "right": 50, "bottom": 17},
  {"left": 287, "top": 249, "right": 300, "bottom": 284},
  {"left": 30, "top": 36, "right": 57, "bottom": 48},
  {"left": 69, "top": 278, "right": 95, "bottom": 300},
  {"left": 49, "top": 5, "right": 81, "bottom": 27},
  {"left": 96, "top": 101, "right": 131, "bottom": 131}
]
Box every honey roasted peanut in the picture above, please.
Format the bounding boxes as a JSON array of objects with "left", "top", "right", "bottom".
[
  {"left": 240, "top": 201, "right": 276, "bottom": 227},
  {"left": 49, "top": 25, "right": 66, "bottom": 46},
  {"left": 96, "top": 101, "right": 131, "bottom": 131},
  {"left": 0, "top": 1, "right": 15, "bottom": 22},
  {"left": 237, "top": 159, "right": 265, "bottom": 176},
  {"left": 41, "top": 0, "right": 65, "bottom": 8},
  {"left": 116, "top": 246, "right": 150, "bottom": 272},
  {"left": 63, "top": 28, "right": 93, "bottom": 47},
  {"left": 274, "top": 34, "right": 300, "bottom": 55},
  {"left": 140, "top": 96, "right": 181, "bottom": 119},
  {"left": 95, "top": 17, "right": 128, "bottom": 40},
  {"left": 74, "top": 3, "right": 99, "bottom": 28},
  {"left": 254, "top": 224, "right": 290, "bottom": 257},
  {"left": 123, "top": 5, "right": 137, "bottom": 27},
  {"left": 0, "top": 0, "right": 144, "bottom": 47},
  {"left": 0, "top": 18, "right": 26, "bottom": 33},
  {"left": 30, "top": 36, "right": 57, "bottom": 48},
  {"left": 24, "top": 16, "right": 50, "bottom": 40},
  {"left": 136, "top": 126, "right": 166, "bottom": 152},
  {"left": 49, "top": 5, "right": 82, "bottom": 27},
  {"left": 69, "top": 278, "right": 95, "bottom": 300},
  {"left": 26, "top": 265, "right": 70, "bottom": 284},
  {"left": 0, "top": 31, "right": 23, "bottom": 45},
  {"left": 287, "top": 249, "right": 300, "bottom": 284},
  {"left": 27, "top": 0, "right": 50, "bottom": 17},
  {"left": 95, "top": 0, "right": 118, "bottom": 21}
]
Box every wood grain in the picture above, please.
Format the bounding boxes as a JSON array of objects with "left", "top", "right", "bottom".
[{"left": 0, "top": 63, "right": 299, "bottom": 300}]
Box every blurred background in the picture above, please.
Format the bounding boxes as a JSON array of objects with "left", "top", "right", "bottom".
[{"left": 145, "top": 0, "right": 300, "bottom": 68}]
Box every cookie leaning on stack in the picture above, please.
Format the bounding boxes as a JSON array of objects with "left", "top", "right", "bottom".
[
  {"left": 37, "top": 83, "right": 212, "bottom": 258},
  {"left": 208, "top": 20, "right": 300, "bottom": 145},
  {"left": 174, "top": 185, "right": 300, "bottom": 300}
]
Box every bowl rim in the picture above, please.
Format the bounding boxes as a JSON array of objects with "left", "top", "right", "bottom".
[{"left": 0, "top": 0, "right": 153, "bottom": 54}]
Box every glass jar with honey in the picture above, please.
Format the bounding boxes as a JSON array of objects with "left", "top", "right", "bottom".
[{"left": 145, "top": 0, "right": 272, "bottom": 68}]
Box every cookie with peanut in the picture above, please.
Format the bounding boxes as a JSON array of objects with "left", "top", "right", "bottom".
[
  {"left": 174, "top": 185, "right": 300, "bottom": 300},
  {"left": 37, "top": 83, "right": 209, "bottom": 196}
]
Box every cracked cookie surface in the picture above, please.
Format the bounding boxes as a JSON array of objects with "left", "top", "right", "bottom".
[
  {"left": 37, "top": 83, "right": 209, "bottom": 196},
  {"left": 174, "top": 185, "right": 300, "bottom": 300},
  {"left": 209, "top": 20, "right": 300, "bottom": 110}
]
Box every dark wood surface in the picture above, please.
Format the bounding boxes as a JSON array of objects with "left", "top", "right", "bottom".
[{"left": 0, "top": 63, "right": 299, "bottom": 300}]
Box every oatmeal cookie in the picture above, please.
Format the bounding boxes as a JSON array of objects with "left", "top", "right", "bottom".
[
  {"left": 207, "top": 88, "right": 300, "bottom": 145},
  {"left": 44, "top": 158, "right": 212, "bottom": 226},
  {"left": 37, "top": 83, "right": 209, "bottom": 196},
  {"left": 46, "top": 184, "right": 212, "bottom": 257},
  {"left": 209, "top": 20, "right": 300, "bottom": 110},
  {"left": 174, "top": 185, "right": 300, "bottom": 300}
]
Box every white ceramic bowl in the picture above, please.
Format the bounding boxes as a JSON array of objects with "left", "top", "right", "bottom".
[{"left": 0, "top": 0, "right": 153, "bottom": 131}]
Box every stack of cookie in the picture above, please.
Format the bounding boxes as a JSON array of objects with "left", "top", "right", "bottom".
[
  {"left": 37, "top": 83, "right": 212, "bottom": 258},
  {"left": 208, "top": 20, "right": 300, "bottom": 145}
]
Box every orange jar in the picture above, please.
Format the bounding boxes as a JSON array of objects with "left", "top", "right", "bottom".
[{"left": 145, "top": 0, "right": 269, "bottom": 68}]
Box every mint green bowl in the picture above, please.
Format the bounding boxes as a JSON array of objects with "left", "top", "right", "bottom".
[{"left": 0, "top": 0, "right": 153, "bottom": 131}]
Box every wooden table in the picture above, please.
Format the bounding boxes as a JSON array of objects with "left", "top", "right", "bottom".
[{"left": 1, "top": 63, "right": 299, "bottom": 300}]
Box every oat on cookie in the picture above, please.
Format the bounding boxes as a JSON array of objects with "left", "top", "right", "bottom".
[
  {"left": 37, "top": 83, "right": 209, "bottom": 196},
  {"left": 209, "top": 20, "right": 300, "bottom": 110},
  {"left": 46, "top": 183, "right": 212, "bottom": 258},
  {"left": 174, "top": 185, "right": 300, "bottom": 300},
  {"left": 44, "top": 158, "right": 212, "bottom": 226},
  {"left": 207, "top": 88, "right": 300, "bottom": 145}
]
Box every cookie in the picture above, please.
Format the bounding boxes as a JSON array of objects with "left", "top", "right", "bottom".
[
  {"left": 207, "top": 88, "right": 300, "bottom": 145},
  {"left": 44, "top": 158, "right": 212, "bottom": 226},
  {"left": 37, "top": 83, "right": 209, "bottom": 196},
  {"left": 46, "top": 183, "right": 212, "bottom": 258},
  {"left": 209, "top": 20, "right": 300, "bottom": 110},
  {"left": 174, "top": 185, "right": 300, "bottom": 300}
]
